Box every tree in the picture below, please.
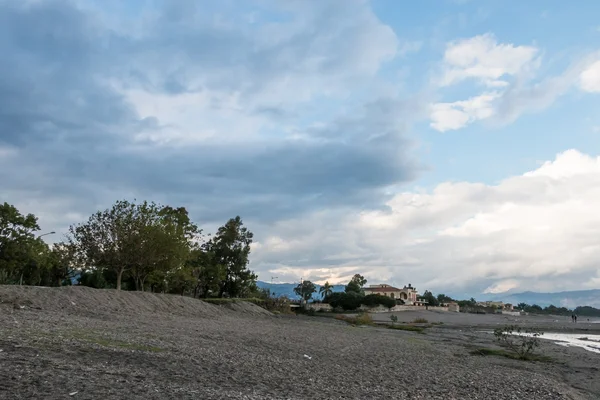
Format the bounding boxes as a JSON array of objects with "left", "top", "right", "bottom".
[
  {"left": 0, "top": 203, "right": 42, "bottom": 284},
  {"left": 517, "top": 302, "right": 528, "bottom": 310},
  {"left": 208, "top": 216, "right": 256, "bottom": 298},
  {"left": 294, "top": 280, "right": 317, "bottom": 302},
  {"left": 68, "top": 200, "right": 199, "bottom": 291},
  {"left": 345, "top": 274, "right": 367, "bottom": 294},
  {"left": 421, "top": 290, "right": 439, "bottom": 307},
  {"left": 319, "top": 281, "right": 333, "bottom": 300},
  {"left": 437, "top": 293, "right": 454, "bottom": 304}
]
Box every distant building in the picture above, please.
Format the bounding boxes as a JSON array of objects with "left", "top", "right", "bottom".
[
  {"left": 477, "top": 301, "right": 504, "bottom": 308},
  {"left": 447, "top": 302, "right": 460, "bottom": 312},
  {"left": 363, "top": 283, "right": 419, "bottom": 305}
]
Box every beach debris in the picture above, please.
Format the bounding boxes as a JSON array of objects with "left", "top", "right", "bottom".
[
  {"left": 303, "top": 354, "right": 312, "bottom": 360},
  {"left": 69, "top": 391, "right": 79, "bottom": 396}
]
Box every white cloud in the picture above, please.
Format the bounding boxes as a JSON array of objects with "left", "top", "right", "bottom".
[
  {"left": 579, "top": 60, "right": 600, "bottom": 93},
  {"left": 429, "top": 92, "right": 498, "bottom": 132},
  {"left": 440, "top": 33, "right": 538, "bottom": 87},
  {"left": 250, "top": 150, "right": 600, "bottom": 294}
]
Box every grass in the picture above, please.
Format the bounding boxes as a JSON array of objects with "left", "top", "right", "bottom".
[
  {"left": 67, "top": 329, "right": 164, "bottom": 352},
  {"left": 335, "top": 313, "right": 373, "bottom": 325},
  {"left": 202, "top": 298, "right": 265, "bottom": 306},
  {"left": 388, "top": 325, "right": 426, "bottom": 334},
  {"left": 412, "top": 318, "right": 429, "bottom": 324},
  {"left": 470, "top": 348, "right": 552, "bottom": 362}
]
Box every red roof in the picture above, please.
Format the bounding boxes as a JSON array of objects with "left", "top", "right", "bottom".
[{"left": 365, "top": 286, "right": 402, "bottom": 292}]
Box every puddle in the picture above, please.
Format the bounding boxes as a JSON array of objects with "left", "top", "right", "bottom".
[
  {"left": 540, "top": 333, "right": 600, "bottom": 354},
  {"left": 481, "top": 331, "right": 600, "bottom": 354}
]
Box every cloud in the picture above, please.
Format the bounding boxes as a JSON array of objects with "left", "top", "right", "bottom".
[
  {"left": 579, "top": 60, "right": 600, "bottom": 93},
  {"left": 251, "top": 150, "right": 600, "bottom": 294},
  {"left": 429, "top": 92, "right": 498, "bottom": 132},
  {"left": 432, "top": 33, "right": 600, "bottom": 131},
  {"left": 439, "top": 33, "right": 539, "bottom": 88},
  {"left": 0, "top": 0, "right": 421, "bottom": 232}
]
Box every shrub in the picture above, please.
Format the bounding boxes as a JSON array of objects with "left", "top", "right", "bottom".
[
  {"left": 412, "top": 318, "right": 428, "bottom": 324},
  {"left": 388, "top": 325, "right": 425, "bottom": 333},
  {"left": 493, "top": 325, "right": 543, "bottom": 360},
  {"left": 328, "top": 292, "right": 364, "bottom": 311},
  {"left": 361, "top": 294, "right": 396, "bottom": 309},
  {"left": 390, "top": 315, "right": 398, "bottom": 326},
  {"left": 335, "top": 312, "right": 373, "bottom": 325}
]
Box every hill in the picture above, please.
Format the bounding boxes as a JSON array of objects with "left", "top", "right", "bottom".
[{"left": 484, "top": 289, "right": 600, "bottom": 308}]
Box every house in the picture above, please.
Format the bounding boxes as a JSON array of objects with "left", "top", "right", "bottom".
[
  {"left": 447, "top": 302, "right": 460, "bottom": 312},
  {"left": 477, "top": 301, "right": 504, "bottom": 309},
  {"left": 363, "top": 283, "right": 419, "bottom": 305}
]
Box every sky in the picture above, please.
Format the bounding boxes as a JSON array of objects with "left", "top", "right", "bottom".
[{"left": 2, "top": 0, "right": 600, "bottom": 297}]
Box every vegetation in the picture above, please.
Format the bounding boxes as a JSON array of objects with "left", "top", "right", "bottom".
[
  {"left": 390, "top": 314, "right": 398, "bottom": 326},
  {"left": 470, "top": 348, "right": 551, "bottom": 362},
  {"left": 335, "top": 312, "right": 373, "bottom": 325},
  {"left": 345, "top": 274, "right": 367, "bottom": 294},
  {"left": 319, "top": 281, "right": 333, "bottom": 299},
  {"left": 294, "top": 280, "right": 317, "bottom": 302},
  {"left": 388, "top": 325, "right": 425, "bottom": 333},
  {"left": 0, "top": 201, "right": 260, "bottom": 299},
  {"left": 412, "top": 318, "right": 429, "bottom": 324},
  {"left": 493, "top": 325, "right": 544, "bottom": 360}
]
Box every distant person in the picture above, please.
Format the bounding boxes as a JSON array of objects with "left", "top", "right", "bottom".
[
  {"left": 571, "top": 314, "right": 575, "bottom": 323},
  {"left": 574, "top": 314, "right": 577, "bottom": 323}
]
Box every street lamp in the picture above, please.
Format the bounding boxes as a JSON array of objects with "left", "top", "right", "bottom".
[
  {"left": 270, "top": 276, "right": 278, "bottom": 297},
  {"left": 38, "top": 231, "right": 56, "bottom": 239}
]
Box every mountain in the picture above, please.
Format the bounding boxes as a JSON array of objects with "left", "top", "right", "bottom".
[
  {"left": 482, "top": 289, "right": 600, "bottom": 308},
  {"left": 256, "top": 281, "right": 345, "bottom": 301}
]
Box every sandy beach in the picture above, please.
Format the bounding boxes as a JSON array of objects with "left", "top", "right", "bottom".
[{"left": 1, "top": 286, "right": 598, "bottom": 399}]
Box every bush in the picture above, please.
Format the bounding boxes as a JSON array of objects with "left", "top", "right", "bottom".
[
  {"left": 388, "top": 325, "right": 425, "bottom": 333},
  {"left": 493, "top": 325, "right": 543, "bottom": 360},
  {"left": 361, "top": 294, "right": 396, "bottom": 309},
  {"left": 335, "top": 312, "right": 373, "bottom": 325},
  {"left": 328, "top": 292, "right": 364, "bottom": 311},
  {"left": 412, "top": 318, "right": 428, "bottom": 324},
  {"left": 390, "top": 315, "right": 398, "bottom": 325}
]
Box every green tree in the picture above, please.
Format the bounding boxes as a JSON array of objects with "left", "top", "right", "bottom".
[
  {"left": 207, "top": 216, "right": 256, "bottom": 298},
  {"left": 68, "top": 200, "right": 199, "bottom": 291},
  {"left": 187, "top": 247, "right": 226, "bottom": 298},
  {"left": 294, "top": 280, "right": 317, "bottom": 302},
  {"left": 421, "top": 290, "right": 439, "bottom": 307},
  {"left": 0, "top": 203, "right": 41, "bottom": 284},
  {"left": 345, "top": 274, "right": 367, "bottom": 294},
  {"left": 437, "top": 293, "right": 454, "bottom": 304},
  {"left": 319, "top": 281, "right": 333, "bottom": 300}
]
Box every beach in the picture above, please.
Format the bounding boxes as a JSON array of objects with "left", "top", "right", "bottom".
[{"left": 1, "top": 286, "right": 598, "bottom": 399}]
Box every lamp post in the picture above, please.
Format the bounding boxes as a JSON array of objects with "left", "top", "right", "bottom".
[
  {"left": 19, "top": 231, "right": 56, "bottom": 286},
  {"left": 38, "top": 231, "right": 56, "bottom": 239},
  {"left": 270, "top": 276, "right": 278, "bottom": 298}
]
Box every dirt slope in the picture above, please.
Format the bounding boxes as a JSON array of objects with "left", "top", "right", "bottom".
[{"left": 0, "top": 285, "right": 271, "bottom": 317}]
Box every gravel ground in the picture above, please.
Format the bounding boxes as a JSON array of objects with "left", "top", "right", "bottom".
[{"left": 0, "top": 287, "right": 598, "bottom": 399}]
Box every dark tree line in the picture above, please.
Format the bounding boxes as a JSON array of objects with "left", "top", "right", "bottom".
[{"left": 0, "top": 200, "right": 259, "bottom": 298}]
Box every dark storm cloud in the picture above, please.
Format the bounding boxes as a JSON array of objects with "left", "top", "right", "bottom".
[{"left": 0, "top": 0, "right": 419, "bottom": 225}]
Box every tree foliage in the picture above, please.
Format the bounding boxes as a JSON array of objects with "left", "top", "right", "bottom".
[
  {"left": 319, "top": 281, "right": 333, "bottom": 300},
  {"left": 294, "top": 280, "right": 317, "bottom": 302},
  {"left": 345, "top": 274, "right": 367, "bottom": 294},
  {"left": 0, "top": 201, "right": 258, "bottom": 298}
]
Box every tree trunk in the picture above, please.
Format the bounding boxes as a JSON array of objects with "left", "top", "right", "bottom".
[{"left": 116, "top": 268, "right": 124, "bottom": 290}]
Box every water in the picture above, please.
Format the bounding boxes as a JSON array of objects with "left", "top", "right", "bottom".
[
  {"left": 541, "top": 333, "right": 600, "bottom": 354},
  {"left": 482, "top": 331, "right": 600, "bottom": 354}
]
